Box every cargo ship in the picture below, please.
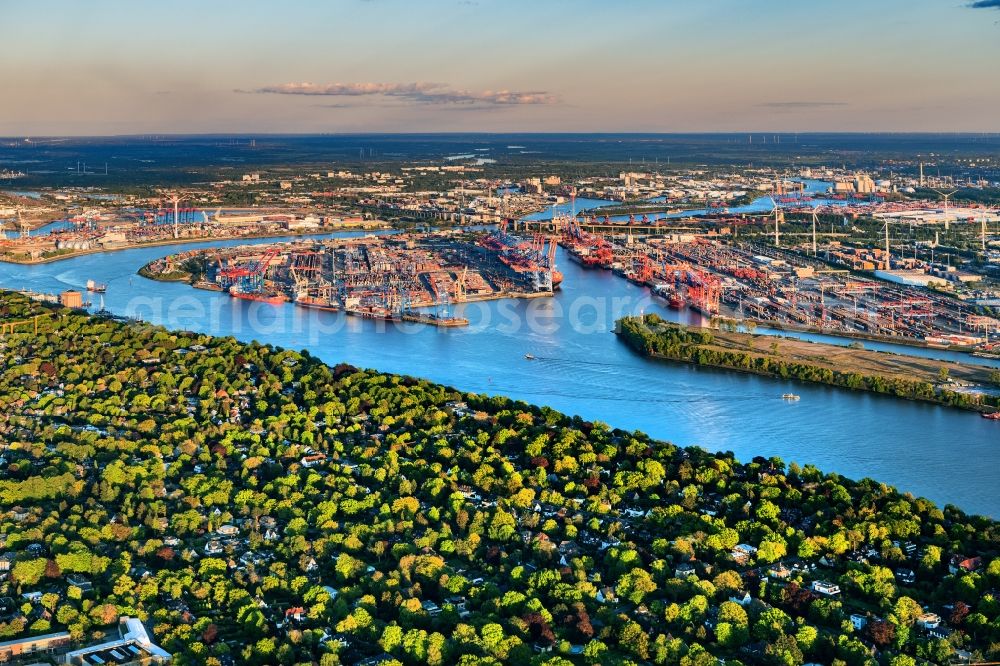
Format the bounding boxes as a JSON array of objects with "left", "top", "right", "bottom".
[
  {"left": 582, "top": 253, "right": 610, "bottom": 269},
  {"left": 401, "top": 312, "right": 469, "bottom": 327},
  {"left": 689, "top": 302, "right": 715, "bottom": 317},
  {"left": 294, "top": 294, "right": 339, "bottom": 312},
  {"left": 230, "top": 288, "right": 285, "bottom": 305},
  {"left": 652, "top": 284, "right": 685, "bottom": 309},
  {"left": 624, "top": 272, "right": 648, "bottom": 287},
  {"left": 86, "top": 280, "right": 107, "bottom": 293},
  {"left": 347, "top": 307, "right": 401, "bottom": 322},
  {"left": 925, "top": 334, "right": 982, "bottom": 348}
]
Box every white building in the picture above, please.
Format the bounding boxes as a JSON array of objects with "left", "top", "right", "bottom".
[
  {"left": 875, "top": 208, "right": 1000, "bottom": 227},
  {"left": 63, "top": 617, "right": 171, "bottom": 664},
  {"left": 875, "top": 270, "right": 949, "bottom": 288},
  {"left": 811, "top": 580, "right": 841, "bottom": 596},
  {"left": 917, "top": 613, "right": 941, "bottom": 629}
]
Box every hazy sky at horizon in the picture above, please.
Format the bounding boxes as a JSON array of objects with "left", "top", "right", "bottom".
[{"left": 2, "top": 0, "right": 999, "bottom": 135}]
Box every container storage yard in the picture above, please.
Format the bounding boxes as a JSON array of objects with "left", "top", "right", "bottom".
[
  {"left": 143, "top": 231, "right": 562, "bottom": 327},
  {"left": 557, "top": 214, "right": 1000, "bottom": 352}
]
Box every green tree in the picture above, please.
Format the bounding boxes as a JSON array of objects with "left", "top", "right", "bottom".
[{"left": 616, "top": 567, "right": 658, "bottom": 605}]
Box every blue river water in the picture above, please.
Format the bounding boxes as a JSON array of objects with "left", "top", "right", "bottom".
[
  {"left": 28, "top": 221, "right": 74, "bottom": 236},
  {"left": 513, "top": 193, "right": 1000, "bottom": 367},
  {"left": 573, "top": 179, "right": 855, "bottom": 224},
  {"left": 0, "top": 231, "right": 998, "bottom": 518},
  {"left": 2, "top": 190, "right": 43, "bottom": 200}
]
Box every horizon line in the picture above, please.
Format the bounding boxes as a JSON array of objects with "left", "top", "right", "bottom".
[{"left": 5, "top": 130, "right": 1000, "bottom": 140}]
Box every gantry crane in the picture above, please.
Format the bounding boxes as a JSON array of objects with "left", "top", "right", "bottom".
[
  {"left": 218, "top": 247, "right": 282, "bottom": 293},
  {"left": 0, "top": 314, "right": 47, "bottom": 336}
]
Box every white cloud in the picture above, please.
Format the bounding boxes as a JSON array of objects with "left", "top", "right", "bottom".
[{"left": 241, "top": 81, "right": 558, "bottom": 106}]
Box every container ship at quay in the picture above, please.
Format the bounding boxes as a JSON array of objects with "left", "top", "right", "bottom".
[
  {"left": 652, "top": 283, "right": 686, "bottom": 310},
  {"left": 565, "top": 242, "right": 608, "bottom": 268},
  {"left": 345, "top": 306, "right": 468, "bottom": 327},
  {"left": 294, "top": 293, "right": 340, "bottom": 312},
  {"left": 229, "top": 288, "right": 286, "bottom": 305},
  {"left": 401, "top": 311, "right": 470, "bottom": 327},
  {"left": 558, "top": 217, "right": 613, "bottom": 270},
  {"left": 346, "top": 306, "right": 402, "bottom": 323},
  {"left": 478, "top": 221, "right": 561, "bottom": 292}
]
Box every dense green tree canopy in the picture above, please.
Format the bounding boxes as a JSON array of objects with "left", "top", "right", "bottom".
[{"left": 0, "top": 293, "right": 999, "bottom": 665}]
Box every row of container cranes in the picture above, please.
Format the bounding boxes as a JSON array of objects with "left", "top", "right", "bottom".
[
  {"left": 553, "top": 209, "right": 998, "bottom": 349},
  {"left": 477, "top": 219, "right": 561, "bottom": 292},
  {"left": 188, "top": 231, "right": 565, "bottom": 327},
  {"left": 558, "top": 214, "right": 723, "bottom": 316}
]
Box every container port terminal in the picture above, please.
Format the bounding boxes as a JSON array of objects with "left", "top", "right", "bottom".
[
  {"left": 7, "top": 161, "right": 1000, "bottom": 345},
  {"left": 139, "top": 212, "right": 1000, "bottom": 349},
  {"left": 4, "top": 160, "right": 999, "bottom": 264},
  {"left": 142, "top": 230, "right": 562, "bottom": 326},
  {"left": 555, "top": 213, "right": 1000, "bottom": 352}
]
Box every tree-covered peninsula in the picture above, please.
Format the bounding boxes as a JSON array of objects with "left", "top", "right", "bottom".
[
  {"left": 1, "top": 292, "right": 999, "bottom": 666},
  {"left": 616, "top": 314, "right": 1000, "bottom": 413}
]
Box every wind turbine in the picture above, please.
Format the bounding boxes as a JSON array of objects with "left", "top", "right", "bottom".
[
  {"left": 459, "top": 180, "right": 465, "bottom": 226},
  {"left": 170, "top": 195, "right": 181, "bottom": 239},
  {"left": 931, "top": 188, "right": 958, "bottom": 231},
  {"left": 769, "top": 197, "right": 783, "bottom": 247},
  {"left": 982, "top": 208, "right": 997, "bottom": 253},
  {"left": 881, "top": 221, "right": 891, "bottom": 269},
  {"left": 811, "top": 206, "right": 820, "bottom": 256}
]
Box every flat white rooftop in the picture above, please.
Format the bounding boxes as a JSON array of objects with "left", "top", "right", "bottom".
[{"left": 875, "top": 208, "right": 1000, "bottom": 225}]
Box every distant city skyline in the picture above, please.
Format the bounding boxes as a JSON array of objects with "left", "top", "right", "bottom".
[{"left": 2, "top": 0, "right": 1000, "bottom": 135}]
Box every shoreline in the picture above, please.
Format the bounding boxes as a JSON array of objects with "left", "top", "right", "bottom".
[
  {"left": 138, "top": 239, "right": 557, "bottom": 327},
  {"left": 8, "top": 212, "right": 992, "bottom": 362},
  {"left": 617, "top": 315, "right": 1000, "bottom": 414},
  {"left": 745, "top": 318, "right": 980, "bottom": 354},
  {"left": 641, "top": 350, "right": 991, "bottom": 413},
  {"left": 0, "top": 224, "right": 397, "bottom": 265}
]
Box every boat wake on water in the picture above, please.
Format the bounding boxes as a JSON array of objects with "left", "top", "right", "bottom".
[
  {"left": 485, "top": 385, "right": 741, "bottom": 405},
  {"left": 524, "top": 354, "right": 636, "bottom": 370},
  {"left": 511, "top": 357, "right": 779, "bottom": 404},
  {"left": 54, "top": 271, "right": 79, "bottom": 287}
]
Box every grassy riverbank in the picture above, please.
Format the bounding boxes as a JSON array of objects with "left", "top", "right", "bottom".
[
  {"left": 617, "top": 314, "right": 1000, "bottom": 412},
  {"left": 136, "top": 264, "right": 192, "bottom": 282}
]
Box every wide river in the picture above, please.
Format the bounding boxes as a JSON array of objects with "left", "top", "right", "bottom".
[{"left": 1, "top": 225, "right": 998, "bottom": 517}]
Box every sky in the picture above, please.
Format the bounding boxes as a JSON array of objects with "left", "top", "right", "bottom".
[{"left": 1, "top": 0, "right": 999, "bottom": 135}]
